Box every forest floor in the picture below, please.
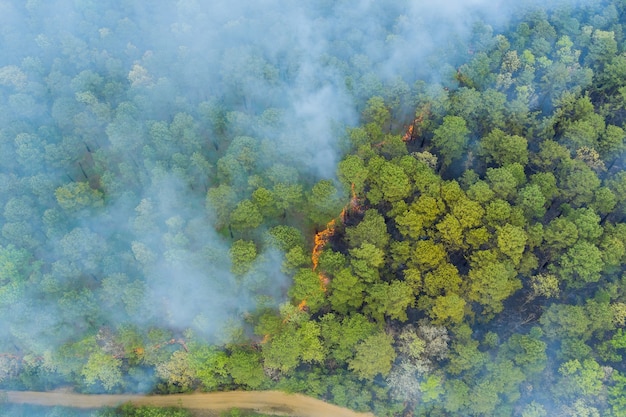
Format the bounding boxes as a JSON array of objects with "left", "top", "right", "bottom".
[{"left": 1, "top": 389, "right": 375, "bottom": 417}]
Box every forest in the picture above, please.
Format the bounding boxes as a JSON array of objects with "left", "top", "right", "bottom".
[{"left": 2, "top": 0, "right": 626, "bottom": 416}]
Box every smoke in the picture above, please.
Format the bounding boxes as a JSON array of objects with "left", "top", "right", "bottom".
[{"left": 0, "top": 0, "right": 594, "bottom": 405}]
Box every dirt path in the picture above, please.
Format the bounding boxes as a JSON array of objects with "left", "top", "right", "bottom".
[{"left": 2, "top": 390, "right": 376, "bottom": 417}]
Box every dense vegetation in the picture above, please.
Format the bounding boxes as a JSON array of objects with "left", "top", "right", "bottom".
[
  {"left": 3, "top": 0, "right": 626, "bottom": 416},
  {"left": 97, "top": 404, "right": 192, "bottom": 417}
]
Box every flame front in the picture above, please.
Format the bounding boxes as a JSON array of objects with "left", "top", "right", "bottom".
[
  {"left": 312, "top": 219, "right": 336, "bottom": 273},
  {"left": 312, "top": 218, "right": 336, "bottom": 292},
  {"left": 294, "top": 184, "right": 364, "bottom": 310},
  {"left": 402, "top": 123, "right": 415, "bottom": 142},
  {"left": 403, "top": 103, "right": 431, "bottom": 142}
]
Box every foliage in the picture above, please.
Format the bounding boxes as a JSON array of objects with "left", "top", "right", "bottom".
[
  {"left": 3, "top": 1, "right": 626, "bottom": 417},
  {"left": 96, "top": 404, "right": 192, "bottom": 417}
]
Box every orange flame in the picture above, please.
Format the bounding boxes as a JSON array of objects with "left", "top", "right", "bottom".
[
  {"left": 403, "top": 103, "right": 431, "bottom": 142},
  {"left": 312, "top": 218, "right": 336, "bottom": 273},
  {"left": 343, "top": 183, "right": 363, "bottom": 222},
  {"left": 308, "top": 213, "right": 343, "bottom": 297},
  {"left": 295, "top": 183, "right": 365, "bottom": 309},
  {"left": 402, "top": 124, "right": 415, "bottom": 142},
  {"left": 340, "top": 207, "right": 348, "bottom": 223}
]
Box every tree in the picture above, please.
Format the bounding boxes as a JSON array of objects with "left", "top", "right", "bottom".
[
  {"left": 349, "top": 247, "right": 382, "bottom": 284},
  {"left": 229, "top": 240, "right": 257, "bottom": 275},
  {"left": 517, "top": 184, "right": 547, "bottom": 219},
  {"left": 486, "top": 165, "right": 523, "bottom": 200},
  {"left": 432, "top": 115, "right": 470, "bottom": 167},
  {"left": 188, "top": 344, "right": 230, "bottom": 391},
  {"left": 297, "top": 321, "right": 325, "bottom": 364},
  {"left": 348, "top": 332, "right": 396, "bottom": 380},
  {"left": 529, "top": 273, "right": 560, "bottom": 299},
  {"left": 155, "top": 350, "right": 195, "bottom": 392},
  {"left": 532, "top": 140, "right": 571, "bottom": 172},
  {"left": 55, "top": 181, "right": 103, "bottom": 212},
  {"left": 521, "top": 402, "right": 548, "bottom": 417},
  {"left": 262, "top": 327, "right": 301, "bottom": 374},
  {"left": 0, "top": 355, "right": 19, "bottom": 383},
  {"left": 598, "top": 124, "right": 626, "bottom": 160},
  {"left": 307, "top": 180, "right": 344, "bottom": 226},
  {"left": 451, "top": 197, "right": 485, "bottom": 230},
  {"left": 436, "top": 214, "right": 465, "bottom": 250},
  {"left": 412, "top": 240, "right": 447, "bottom": 271},
  {"left": 368, "top": 160, "right": 411, "bottom": 204},
  {"left": 252, "top": 187, "right": 280, "bottom": 219},
  {"left": 338, "top": 155, "right": 368, "bottom": 194},
  {"left": 104, "top": 404, "right": 192, "bottom": 417},
  {"left": 100, "top": 273, "right": 145, "bottom": 317},
  {"left": 430, "top": 293, "right": 466, "bottom": 325},
  {"left": 559, "top": 160, "right": 600, "bottom": 207},
  {"left": 469, "top": 257, "right": 521, "bottom": 316},
  {"left": 226, "top": 349, "right": 266, "bottom": 389},
  {"left": 229, "top": 199, "right": 263, "bottom": 232},
  {"left": 329, "top": 268, "right": 365, "bottom": 314},
  {"left": 539, "top": 304, "right": 591, "bottom": 340},
  {"left": 479, "top": 128, "right": 529, "bottom": 166},
  {"left": 206, "top": 185, "right": 237, "bottom": 228},
  {"left": 443, "top": 379, "right": 471, "bottom": 414},
  {"left": 362, "top": 96, "right": 391, "bottom": 129},
  {"left": 553, "top": 241, "right": 604, "bottom": 287},
  {"left": 394, "top": 208, "right": 425, "bottom": 240},
  {"left": 364, "top": 280, "right": 414, "bottom": 322},
  {"left": 262, "top": 320, "right": 324, "bottom": 373},
  {"left": 320, "top": 313, "right": 376, "bottom": 363},
  {"left": 446, "top": 339, "right": 487, "bottom": 376},
  {"left": 467, "top": 180, "right": 495, "bottom": 203},
  {"left": 266, "top": 225, "right": 304, "bottom": 252},
  {"left": 496, "top": 224, "right": 528, "bottom": 265},
  {"left": 544, "top": 217, "right": 579, "bottom": 251},
  {"left": 591, "top": 186, "right": 617, "bottom": 216},
  {"left": 485, "top": 199, "right": 512, "bottom": 226},
  {"left": 500, "top": 328, "right": 547, "bottom": 376},
  {"left": 609, "top": 371, "right": 626, "bottom": 416},
  {"left": 0, "top": 244, "right": 34, "bottom": 286},
  {"left": 423, "top": 262, "right": 461, "bottom": 296},
  {"left": 289, "top": 269, "right": 326, "bottom": 312},
  {"left": 600, "top": 233, "right": 626, "bottom": 272},
  {"left": 346, "top": 209, "right": 390, "bottom": 249},
  {"left": 556, "top": 359, "right": 604, "bottom": 398},
  {"left": 530, "top": 172, "right": 558, "bottom": 202},
  {"left": 386, "top": 360, "right": 422, "bottom": 402},
  {"left": 82, "top": 350, "right": 123, "bottom": 391},
  {"left": 59, "top": 227, "right": 107, "bottom": 273},
  {"left": 272, "top": 183, "right": 303, "bottom": 215},
  {"left": 568, "top": 208, "right": 602, "bottom": 241},
  {"left": 587, "top": 29, "right": 618, "bottom": 66}
]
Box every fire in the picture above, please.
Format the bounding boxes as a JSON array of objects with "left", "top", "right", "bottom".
[
  {"left": 312, "top": 219, "right": 336, "bottom": 294},
  {"left": 342, "top": 183, "right": 363, "bottom": 222},
  {"left": 319, "top": 273, "right": 330, "bottom": 288},
  {"left": 349, "top": 182, "right": 360, "bottom": 211},
  {"left": 312, "top": 218, "right": 336, "bottom": 273},
  {"left": 294, "top": 183, "right": 365, "bottom": 310},
  {"left": 340, "top": 207, "right": 347, "bottom": 223},
  {"left": 311, "top": 182, "right": 362, "bottom": 276},
  {"left": 402, "top": 124, "right": 415, "bottom": 142},
  {"left": 402, "top": 103, "right": 431, "bottom": 142}
]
